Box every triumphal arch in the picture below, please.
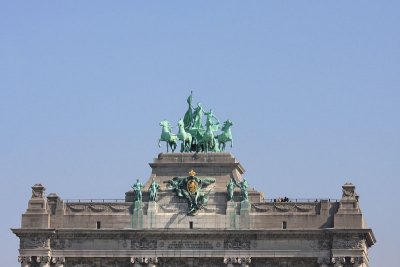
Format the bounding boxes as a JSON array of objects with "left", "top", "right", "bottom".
[{"left": 13, "top": 93, "right": 375, "bottom": 266}]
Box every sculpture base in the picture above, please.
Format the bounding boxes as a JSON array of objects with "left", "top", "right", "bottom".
[
  {"left": 226, "top": 201, "right": 238, "bottom": 229},
  {"left": 132, "top": 201, "right": 143, "bottom": 229},
  {"left": 240, "top": 200, "right": 251, "bottom": 229}
]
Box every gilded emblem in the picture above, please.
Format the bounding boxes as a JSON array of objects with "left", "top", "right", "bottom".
[
  {"left": 164, "top": 169, "right": 216, "bottom": 215},
  {"left": 187, "top": 179, "right": 198, "bottom": 194}
]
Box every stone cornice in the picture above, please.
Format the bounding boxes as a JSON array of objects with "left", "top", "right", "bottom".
[
  {"left": 325, "top": 228, "right": 376, "bottom": 247},
  {"left": 11, "top": 228, "right": 56, "bottom": 238}
]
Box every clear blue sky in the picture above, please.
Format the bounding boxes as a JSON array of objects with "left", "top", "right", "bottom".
[{"left": 1, "top": 1, "right": 399, "bottom": 266}]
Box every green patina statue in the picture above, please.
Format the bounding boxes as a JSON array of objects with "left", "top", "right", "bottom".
[
  {"left": 217, "top": 120, "right": 233, "bottom": 151},
  {"left": 183, "top": 91, "right": 193, "bottom": 130},
  {"left": 177, "top": 118, "right": 192, "bottom": 152},
  {"left": 235, "top": 178, "right": 249, "bottom": 202},
  {"left": 192, "top": 103, "right": 204, "bottom": 130},
  {"left": 132, "top": 179, "right": 144, "bottom": 202},
  {"left": 158, "top": 92, "right": 233, "bottom": 153},
  {"left": 227, "top": 178, "right": 236, "bottom": 201},
  {"left": 158, "top": 120, "right": 178, "bottom": 152},
  {"left": 148, "top": 179, "right": 161, "bottom": 202},
  {"left": 164, "top": 169, "right": 215, "bottom": 215}
]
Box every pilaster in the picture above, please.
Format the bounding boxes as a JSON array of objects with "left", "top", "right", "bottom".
[
  {"left": 132, "top": 201, "right": 144, "bottom": 229},
  {"left": 147, "top": 201, "right": 157, "bottom": 228},
  {"left": 226, "top": 201, "right": 237, "bottom": 229},
  {"left": 239, "top": 200, "right": 250, "bottom": 229}
]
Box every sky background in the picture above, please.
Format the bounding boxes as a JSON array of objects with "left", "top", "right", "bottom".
[{"left": 1, "top": 1, "right": 399, "bottom": 266}]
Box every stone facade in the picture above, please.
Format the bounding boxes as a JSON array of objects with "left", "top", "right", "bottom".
[{"left": 12, "top": 153, "right": 375, "bottom": 267}]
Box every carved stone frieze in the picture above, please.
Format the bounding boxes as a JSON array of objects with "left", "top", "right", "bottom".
[
  {"left": 294, "top": 204, "right": 315, "bottom": 212},
  {"left": 310, "top": 239, "right": 332, "bottom": 250},
  {"left": 88, "top": 204, "right": 107, "bottom": 212},
  {"left": 251, "top": 258, "right": 317, "bottom": 267},
  {"left": 66, "top": 204, "right": 87, "bottom": 212},
  {"left": 50, "top": 239, "right": 71, "bottom": 250},
  {"left": 333, "top": 239, "right": 365, "bottom": 249},
  {"left": 66, "top": 258, "right": 129, "bottom": 267},
  {"left": 65, "top": 203, "right": 131, "bottom": 213},
  {"left": 109, "top": 205, "right": 129, "bottom": 212},
  {"left": 131, "top": 238, "right": 157, "bottom": 249},
  {"left": 158, "top": 257, "right": 222, "bottom": 267},
  {"left": 273, "top": 204, "right": 293, "bottom": 212},
  {"left": 252, "top": 203, "right": 318, "bottom": 213},
  {"left": 251, "top": 204, "right": 272, "bottom": 212},
  {"left": 20, "top": 237, "right": 49, "bottom": 249},
  {"left": 223, "top": 238, "right": 250, "bottom": 250}
]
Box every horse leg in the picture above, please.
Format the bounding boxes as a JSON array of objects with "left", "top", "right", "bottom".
[{"left": 172, "top": 142, "right": 176, "bottom": 152}]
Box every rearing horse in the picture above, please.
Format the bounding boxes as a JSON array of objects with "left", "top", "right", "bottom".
[
  {"left": 217, "top": 120, "right": 233, "bottom": 151},
  {"left": 177, "top": 118, "right": 192, "bottom": 152},
  {"left": 158, "top": 120, "right": 178, "bottom": 152}
]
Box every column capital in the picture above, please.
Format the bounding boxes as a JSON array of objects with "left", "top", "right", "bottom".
[
  {"left": 51, "top": 257, "right": 65, "bottom": 264},
  {"left": 331, "top": 257, "right": 345, "bottom": 267},
  {"left": 223, "top": 257, "right": 251, "bottom": 264},
  {"left": 354, "top": 257, "right": 365, "bottom": 266},
  {"left": 38, "top": 256, "right": 50, "bottom": 263},
  {"left": 131, "top": 257, "right": 158, "bottom": 264},
  {"left": 18, "top": 256, "right": 31, "bottom": 263}
]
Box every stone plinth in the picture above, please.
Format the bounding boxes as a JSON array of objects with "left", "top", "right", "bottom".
[
  {"left": 239, "top": 200, "right": 251, "bottom": 229},
  {"left": 132, "top": 201, "right": 143, "bottom": 229},
  {"left": 146, "top": 153, "right": 245, "bottom": 191},
  {"left": 226, "top": 201, "right": 238, "bottom": 229}
]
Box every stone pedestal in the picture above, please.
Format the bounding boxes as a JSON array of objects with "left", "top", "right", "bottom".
[
  {"left": 21, "top": 184, "right": 50, "bottom": 228},
  {"left": 132, "top": 201, "right": 144, "bottom": 229},
  {"left": 226, "top": 201, "right": 237, "bottom": 229},
  {"left": 147, "top": 201, "right": 158, "bottom": 228},
  {"left": 239, "top": 200, "right": 251, "bottom": 229}
]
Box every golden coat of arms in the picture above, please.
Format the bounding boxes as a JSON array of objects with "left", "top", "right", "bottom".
[{"left": 187, "top": 179, "right": 198, "bottom": 194}]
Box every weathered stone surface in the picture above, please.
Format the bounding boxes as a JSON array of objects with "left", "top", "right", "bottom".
[{"left": 12, "top": 153, "right": 375, "bottom": 266}]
